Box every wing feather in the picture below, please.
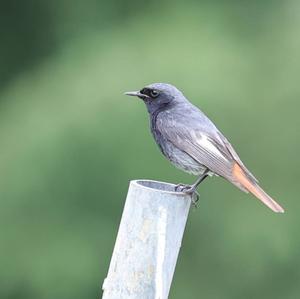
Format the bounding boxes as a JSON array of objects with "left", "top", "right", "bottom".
[
  {"left": 154, "top": 105, "right": 283, "bottom": 213},
  {"left": 156, "top": 110, "right": 251, "bottom": 191}
]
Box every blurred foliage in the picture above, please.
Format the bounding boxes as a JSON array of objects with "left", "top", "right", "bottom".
[{"left": 0, "top": 0, "right": 299, "bottom": 298}]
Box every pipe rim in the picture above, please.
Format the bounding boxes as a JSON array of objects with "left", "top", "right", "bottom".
[{"left": 131, "top": 179, "right": 191, "bottom": 197}]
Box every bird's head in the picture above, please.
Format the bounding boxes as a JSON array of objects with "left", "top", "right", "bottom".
[{"left": 125, "top": 83, "right": 184, "bottom": 113}]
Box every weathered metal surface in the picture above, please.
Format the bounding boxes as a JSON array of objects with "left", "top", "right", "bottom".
[{"left": 102, "top": 180, "right": 192, "bottom": 299}]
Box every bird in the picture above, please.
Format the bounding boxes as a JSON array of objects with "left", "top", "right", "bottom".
[{"left": 125, "top": 83, "right": 284, "bottom": 213}]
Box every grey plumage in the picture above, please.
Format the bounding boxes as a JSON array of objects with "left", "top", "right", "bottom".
[{"left": 125, "top": 83, "right": 284, "bottom": 213}]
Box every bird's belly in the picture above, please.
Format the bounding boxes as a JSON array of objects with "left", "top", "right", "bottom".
[
  {"left": 151, "top": 115, "right": 208, "bottom": 176},
  {"left": 158, "top": 138, "right": 207, "bottom": 175}
]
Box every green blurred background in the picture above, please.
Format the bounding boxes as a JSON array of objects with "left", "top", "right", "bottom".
[{"left": 1, "top": 0, "right": 299, "bottom": 298}]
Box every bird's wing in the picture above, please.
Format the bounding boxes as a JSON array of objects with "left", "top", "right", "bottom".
[
  {"left": 156, "top": 110, "right": 255, "bottom": 190},
  {"left": 157, "top": 112, "right": 231, "bottom": 176},
  {"left": 215, "top": 131, "right": 258, "bottom": 183},
  {"left": 156, "top": 108, "right": 284, "bottom": 213}
]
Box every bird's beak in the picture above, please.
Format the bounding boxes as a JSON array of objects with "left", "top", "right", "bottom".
[{"left": 124, "top": 91, "right": 149, "bottom": 99}]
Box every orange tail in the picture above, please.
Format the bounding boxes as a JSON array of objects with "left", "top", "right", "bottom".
[{"left": 233, "top": 163, "right": 284, "bottom": 213}]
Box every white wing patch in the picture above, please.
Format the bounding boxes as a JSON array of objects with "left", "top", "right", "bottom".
[{"left": 194, "top": 132, "right": 227, "bottom": 161}]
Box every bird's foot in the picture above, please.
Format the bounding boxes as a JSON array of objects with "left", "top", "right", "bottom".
[{"left": 175, "top": 183, "right": 200, "bottom": 207}]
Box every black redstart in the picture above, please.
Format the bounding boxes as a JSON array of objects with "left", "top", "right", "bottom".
[{"left": 125, "top": 83, "right": 284, "bottom": 213}]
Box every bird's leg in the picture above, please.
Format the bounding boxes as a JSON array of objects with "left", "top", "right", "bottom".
[
  {"left": 175, "top": 169, "right": 209, "bottom": 207},
  {"left": 189, "top": 169, "right": 210, "bottom": 193}
]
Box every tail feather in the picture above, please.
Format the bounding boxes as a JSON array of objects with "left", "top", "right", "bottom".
[{"left": 232, "top": 163, "right": 284, "bottom": 213}]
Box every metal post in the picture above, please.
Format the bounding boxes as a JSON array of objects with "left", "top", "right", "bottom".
[{"left": 102, "top": 179, "right": 192, "bottom": 299}]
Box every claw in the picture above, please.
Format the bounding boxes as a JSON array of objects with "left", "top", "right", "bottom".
[
  {"left": 191, "top": 191, "right": 200, "bottom": 208},
  {"left": 175, "top": 183, "right": 200, "bottom": 208},
  {"left": 175, "top": 183, "right": 190, "bottom": 192}
]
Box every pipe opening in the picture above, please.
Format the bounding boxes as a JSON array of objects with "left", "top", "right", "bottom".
[{"left": 134, "top": 180, "right": 178, "bottom": 193}]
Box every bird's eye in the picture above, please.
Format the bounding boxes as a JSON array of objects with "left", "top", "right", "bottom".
[{"left": 150, "top": 90, "right": 159, "bottom": 98}]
